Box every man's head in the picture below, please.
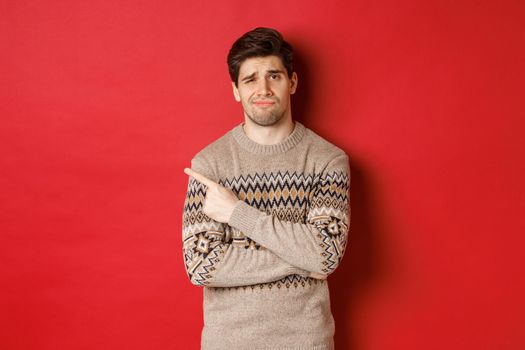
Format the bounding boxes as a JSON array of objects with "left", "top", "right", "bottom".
[
  {"left": 227, "top": 27, "right": 294, "bottom": 87},
  {"left": 227, "top": 27, "right": 298, "bottom": 127}
]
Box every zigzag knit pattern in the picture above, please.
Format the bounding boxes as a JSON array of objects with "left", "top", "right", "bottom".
[{"left": 182, "top": 170, "right": 350, "bottom": 289}]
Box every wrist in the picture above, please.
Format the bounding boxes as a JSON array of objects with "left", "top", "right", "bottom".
[
  {"left": 227, "top": 200, "right": 243, "bottom": 223},
  {"left": 227, "top": 200, "right": 262, "bottom": 236}
]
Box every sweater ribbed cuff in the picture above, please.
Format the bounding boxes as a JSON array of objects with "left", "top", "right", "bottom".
[{"left": 228, "top": 200, "right": 262, "bottom": 236}]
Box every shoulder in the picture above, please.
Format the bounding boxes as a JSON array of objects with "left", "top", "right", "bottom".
[{"left": 303, "top": 124, "right": 350, "bottom": 170}]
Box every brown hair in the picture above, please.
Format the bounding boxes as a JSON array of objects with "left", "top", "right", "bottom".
[{"left": 227, "top": 27, "right": 294, "bottom": 87}]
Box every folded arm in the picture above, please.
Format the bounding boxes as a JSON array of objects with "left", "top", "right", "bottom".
[
  {"left": 227, "top": 153, "right": 351, "bottom": 276},
  {"left": 182, "top": 157, "right": 310, "bottom": 287}
]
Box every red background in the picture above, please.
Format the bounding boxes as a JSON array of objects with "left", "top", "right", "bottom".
[{"left": 1, "top": 1, "right": 524, "bottom": 349}]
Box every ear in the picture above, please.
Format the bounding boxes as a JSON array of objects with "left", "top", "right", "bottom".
[
  {"left": 232, "top": 82, "right": 241, "bottom": 102},
  {"left": 290, "top": 72, "right": 298, "bottom": 95}
]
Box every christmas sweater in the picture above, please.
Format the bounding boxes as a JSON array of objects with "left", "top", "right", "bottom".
[{"left": 182, "top": 120, "right": 351, "bottom": 350}]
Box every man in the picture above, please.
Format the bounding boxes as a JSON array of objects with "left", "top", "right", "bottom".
[{"left": 182, "top": 27, "right": 351, "bottom": 350}]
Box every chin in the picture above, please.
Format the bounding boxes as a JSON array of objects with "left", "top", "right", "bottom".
[{"left": 250, "top": 116, "right": 282, "bottom": 127}]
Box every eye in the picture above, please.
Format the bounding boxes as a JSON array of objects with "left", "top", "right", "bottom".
[{"left": 269, "top": 74, "right": 280, "bottom": 80}]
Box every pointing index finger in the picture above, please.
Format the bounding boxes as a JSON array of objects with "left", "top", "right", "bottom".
[{"left": 184, "top": 168, "right": 216, "bottom": 188}]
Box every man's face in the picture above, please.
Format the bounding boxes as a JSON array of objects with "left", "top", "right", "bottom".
[{"left": 232, "top": 55, "right": 298, "bottom": 127}]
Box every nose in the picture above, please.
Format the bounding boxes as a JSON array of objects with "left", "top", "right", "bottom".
[{"left": 256, "top": 78, "right": 272, "bottom": 96}]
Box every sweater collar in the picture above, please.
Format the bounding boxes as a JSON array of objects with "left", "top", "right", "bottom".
[{"left": 231, "top": 120, "right": 306, "bottom": 155}]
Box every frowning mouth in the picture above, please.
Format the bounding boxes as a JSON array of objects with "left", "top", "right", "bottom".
[{"left": 253, "top": 100, "right": 275, "bottom": 106}]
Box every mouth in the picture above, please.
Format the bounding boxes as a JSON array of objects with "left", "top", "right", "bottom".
[{"left": 253, "top": 100, "right": 275, "bottom": 107}]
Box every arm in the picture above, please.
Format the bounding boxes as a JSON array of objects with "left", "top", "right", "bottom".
[
  {"left": 182, "top": 156, "right": 310, "bottom": 287},
  {"left": 227, "top": 153, "right": 351, "bottom": 276}
]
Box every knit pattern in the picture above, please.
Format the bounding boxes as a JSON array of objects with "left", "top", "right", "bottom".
[
  {"left": 182, "top": 169, "right": 350, "bottom": 289},
  {"left": 182, "top": 121, "right": 350, "bottom": 349}
]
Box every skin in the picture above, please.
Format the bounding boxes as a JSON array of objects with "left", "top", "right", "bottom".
[
  {"left": 183, "top": 55, "right": 326, "bottom": 280},
  {"left": 232, "top": 55, "right": 297, "bottom": 145}
]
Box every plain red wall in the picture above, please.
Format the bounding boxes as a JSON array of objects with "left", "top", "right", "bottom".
[{"left": 1, "top": 0, "right": 524, "bottom": 349}]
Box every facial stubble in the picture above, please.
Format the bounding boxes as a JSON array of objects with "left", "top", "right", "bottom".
[{"left": 243, "top": 98, "right": 286, "bottom": 127}]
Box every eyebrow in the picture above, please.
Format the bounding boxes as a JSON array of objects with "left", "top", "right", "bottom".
[
  {"left": 240, "top": 73, "right": 256, "bottom": 82},
  {"left": 240, "top": 69, "right": 285, "bottom": 82}
]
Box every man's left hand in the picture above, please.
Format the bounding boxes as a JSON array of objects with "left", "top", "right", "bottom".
[{"left": 184, "top": 167, "right": 240, "bottom": 223}]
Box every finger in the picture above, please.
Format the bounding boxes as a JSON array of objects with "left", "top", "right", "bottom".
[
  {"left": 184, "top": 168, "right": 217, "bottom": 188},
  {"left": 309, "top": 272, "right": 328, "bottom": 280}
]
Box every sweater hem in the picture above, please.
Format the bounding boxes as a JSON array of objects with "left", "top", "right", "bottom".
[
  {"left": 256, "top": 344, "right": 334, "bottom": 350},
  {"left": 203, "top": 339, "right": 334, "bottom": 350}
]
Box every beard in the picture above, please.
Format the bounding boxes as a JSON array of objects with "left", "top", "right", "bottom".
[{"left": 243, "top": 98, "right": 285, "bottom": 127}]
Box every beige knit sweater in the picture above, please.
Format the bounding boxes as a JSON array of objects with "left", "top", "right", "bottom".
[{"left": 182, "top": 120, "right": 351, "bottom": 350}]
